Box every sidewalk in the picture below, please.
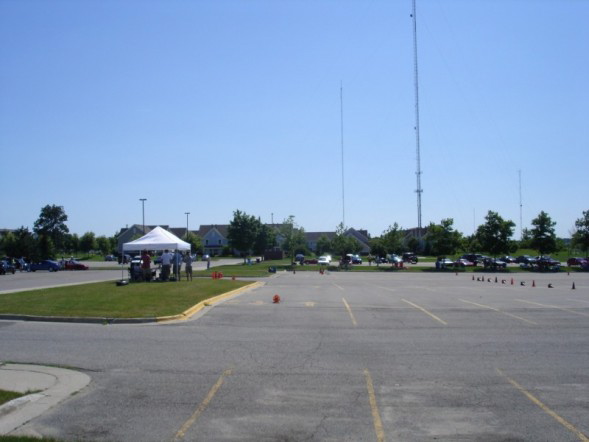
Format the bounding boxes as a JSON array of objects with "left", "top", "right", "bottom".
[{"left": 0, "top": 363, "right": 90, "bottom": 436}]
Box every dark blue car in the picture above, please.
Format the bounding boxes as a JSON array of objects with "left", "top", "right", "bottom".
[
  {"left": 30, "top": 260, "right": 60, "bottom": 272},
  {"left": 0, "top": 260, "right": 16, "bottom": 275}
]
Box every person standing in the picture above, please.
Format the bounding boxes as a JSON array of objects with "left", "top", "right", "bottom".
[
  {"left": 173, "top": 250, "right": 183, "bottom": 280},
  {"left": 141, "top": 250, "right": 152, "bottom": 281},
  {"left": 184, "top": 252, "right": 193, "bottom": 281},
  {"left": 161, "top": 249, "right": 172, "bottom": 281}
]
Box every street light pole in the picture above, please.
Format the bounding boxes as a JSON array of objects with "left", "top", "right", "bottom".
[
  {"left": 185, "top": 212, "right": 190, "bottom": 238},
  {"left": 139, "top": 198, "right": 147, "bottom": 233}
]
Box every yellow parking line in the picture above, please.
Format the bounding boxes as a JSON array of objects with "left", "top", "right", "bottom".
[
  {"left": 515, "top": 299, "right": 589, "bottom": 318},
  {"left": 342, "top": 298, "right": 358, "bottom": 327},
  {"left": 459, "top": 299, "right": 537, "bottom": 325},
  {"left": 173, "top": 368, "right": 233, "bottom": 441},
  {"left": 364, "top": 369, "right": 385, "bottom": 442},
  {"left": 496, "top": 368, "right": 589, "bottom": 442},
  {"left": 402, "top": 299, "right": 447, "bottom": 325}
]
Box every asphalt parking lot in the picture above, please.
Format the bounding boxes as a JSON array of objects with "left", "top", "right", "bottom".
[{"left": 2, "top": 270, "right": 588, "bottom": 441}]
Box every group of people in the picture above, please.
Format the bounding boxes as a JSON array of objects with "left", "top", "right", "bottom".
[{"left": 139, "top": 249, "right": 193, "bottom": 281}]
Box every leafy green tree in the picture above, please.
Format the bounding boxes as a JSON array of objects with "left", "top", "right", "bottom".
[
  {"left": 426, "top": 218, "right": 463, "bottom": 257},
  {"left": 530, "top": 211, "right": 557, "bottom": 255},
  {"left": 315, "top": 235, "right": 333, "bottom": 256},
  {"left": 369, "top": 236, "right": 387, "bottom": 265},
  {"left": 331, "top": 223, "right": 362, "bottom": 258},
  {"left": 278, "top": 216, "right": 307, "bottom": 260},
  {"left": 475, "top": 211, "right": 516, "bottom": 256},
  {"left": 381, "top": 223, "right": 404, "bottom": 255},
  {"left": 461, "top": 234, "right": 480, "bottom": 253},
  {"left": 1, "top": 227, "right": 37, "bottom": 258},
  {"left": 227, "top": 210, "right": 260, "bottom": 261},
  {"left": 63, "top": 233, "right": 80, "bottom": 255},
  {"left": 405, "top": 236, "right": 420, "bottom": 254},
  {"left": 184, "top": 232, "right": 203, "bottom": 254},
  {"left": 253, "top": 224, "right": 276, "bottom": 256},
  {"left": 36, "top": 234, "right": 55, "bottom": 260},
  {"left": 96, "top": 236, "right": 111, "bottom": 256},
  {"left": 79, "top": 232, "right": 96, "bottom": 255},
  {"left": 572, "top": 210, "right": 589, "bottom": 254},
  {"left": 33, "top": 204, "right": 69, "bottom": 252}
]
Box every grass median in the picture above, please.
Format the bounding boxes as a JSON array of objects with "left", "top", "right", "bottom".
[{"left": 0, "top": 279, "right": 253, "bottom": 319}]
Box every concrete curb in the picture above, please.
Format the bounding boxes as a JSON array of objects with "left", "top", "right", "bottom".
[
  {"left": 0, "top": 281, "right": 265, "bottom": 325},
  {"left": 0, "top": 363, "right": 91, "bottom": 435},
  {"left": 156, "top": 281, "right": 265, "bottom": 322}
]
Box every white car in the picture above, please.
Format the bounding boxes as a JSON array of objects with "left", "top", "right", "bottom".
[{"left": 318, "top": 255, "right": 331, "bottom": 265}]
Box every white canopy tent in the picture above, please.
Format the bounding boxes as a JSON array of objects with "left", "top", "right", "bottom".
[
  {"left": 121, "top": 226, "right": 190, "bottom": 282},
  {"left": 123, "top": 226, "right": 190, "bottom": 252}
]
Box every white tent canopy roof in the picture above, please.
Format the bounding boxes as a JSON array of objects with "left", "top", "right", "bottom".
[{"left": 123, "top": 226, "right": 190, "bottom": 252}]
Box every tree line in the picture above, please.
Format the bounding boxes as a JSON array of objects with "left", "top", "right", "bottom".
[
  {"left": 371, "top": 210, "right": 589, "bottom": 258},
  {"left": 2, "top": 205, "right": 588, "bottom": 261}
]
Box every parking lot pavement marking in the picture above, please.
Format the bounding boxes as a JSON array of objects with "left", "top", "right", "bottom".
[
  {"left": 173, "top": 368, "right": 233, "bottom": 441},
  {"left": 515, "top": 299, "right": 589, "bottom": 318},
  {"left": 364, "top": 369, "right": 385, "bottom": 442},
  {"left": 567, "top": 298, "right": 589, "bottom": 305},
  {"left": 496, "top": 368, "right": 589, "bottom": 442},
  {"left": 458, "top": 299, "right": 538, "bottom": 325},
  {"left": 304, "top": 301, "right": 316, "bottom": 307},
  {"left": 372, "top": 285, "right": 396, "bottom": 293},
  {"left": 332, "top": 282, "right": 345, "bottom": 291},
  {"left": 342, "top": 298, "right": 358, "bottom": 327},
  {"left": 401, "top": 299, "right": 447, "bottom": 325}
]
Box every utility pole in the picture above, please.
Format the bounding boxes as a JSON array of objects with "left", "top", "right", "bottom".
[
  {"left": 518, "top": 170, "right": 523, "bottom": 239},
  {"left": 185, "top": 212, "right": 190, "bottom": 238},
  {"left": 139, "top": 198, "right": 147, "bottom": 233},
  {"left": 340, "top": 82, "right": 346, "bottom": 227}
]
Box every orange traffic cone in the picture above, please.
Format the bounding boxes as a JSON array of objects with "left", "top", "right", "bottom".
[{"left": 273, "top": 294, "right": 281, "bottom": 303}]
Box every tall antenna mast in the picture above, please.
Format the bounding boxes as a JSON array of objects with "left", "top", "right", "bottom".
[
  {"left": 518, "top": 169, "right": 523, "bottom": 239},
  {"left": 412, "top": 0, "right": 423, "bottom": 230},
  {"left": 340, "top": 81, "right": 346, "bottom": 227}
]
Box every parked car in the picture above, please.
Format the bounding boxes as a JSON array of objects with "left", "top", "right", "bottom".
[
  {"left": 536, "top": 256, "right": 560, "bottom": 271},
  {"left": 453, "top": 258, "right": 475, "bottom": 267},
  {"left": 515, "top": 255, "right": 537, "bottom": 265},
  {"left": 402, "top": 252, "right": 418, "bottom": 264},
  {"left": 388, "top": 254, "right": 403, "bottom": 264},
  {"left": 64, "top": 259, "right": 89, "bottom": 270},
  {"left": 202, "top": 254, "right": 210, "bottom": 261},
  {"left": 375, "top": 256, "right": 388, "bottom": 264},
  {"left": 461, "top": 254, "right": 486, "bottom": 265},
  {"left": 0, "top": 260, "right": 16, "bottom": 275},
  {"left": 567, "top": 257, "right": 588, "bottom": 267},
  {"left": 30, "top": 260, "right": 60, "bottom": 272},
  {"left": 346, "top": 254, "right": 362, "bottom": 264},
  {"left": 304, "top": 258, "right": 318, "bottom": 264},
  {"left": 483, "top": 258, "right": 507, "bottom": 269},
  {"left": 501, "top": 256, "right": 516, "bottom": 264},
  {"left": 104, "top": 255, "right": 116, "bottom": 261},
  {"left": 118, "top": 254, "right": 132, "bottom": 264},
  {"left": 436, "top": 257, "right": 454, "bottom": 268},
  {"left": 318, "top": 256, "right": 331, "bottom": 265}
]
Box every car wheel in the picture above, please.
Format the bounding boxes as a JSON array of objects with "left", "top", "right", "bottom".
[{"left": 49, "top": 267, "right": 54, "bottom": 272}]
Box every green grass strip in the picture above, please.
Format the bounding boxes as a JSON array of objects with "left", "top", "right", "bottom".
[
  {"left": 0, "top": 389, "right": 22, "bottom": 406},
  {"left": 0, "top": 280, "right": 252, "bottom": 318}
]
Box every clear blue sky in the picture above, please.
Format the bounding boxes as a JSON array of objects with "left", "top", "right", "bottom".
[{"left": 1, "top": 0, "right": 587, "bottom": 239}]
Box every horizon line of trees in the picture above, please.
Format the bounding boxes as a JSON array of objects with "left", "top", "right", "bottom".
[{"left": 2, "top": 205, "right": 589, "bottom": 260}]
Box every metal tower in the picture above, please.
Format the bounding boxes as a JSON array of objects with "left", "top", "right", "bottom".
[{"left": 412, "top": 0, "right": 423, "bottom": 230}]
